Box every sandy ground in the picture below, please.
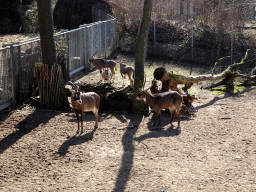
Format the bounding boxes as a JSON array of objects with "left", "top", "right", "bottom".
[
  {"left": 0, "top": 34, "right": 256, "bottom": 191},
  {"left": 0, "top": 80, "right": 256, "bottom": 191},
  {"left": 0, "top": 34, "right": 37, "bottom": 48}
]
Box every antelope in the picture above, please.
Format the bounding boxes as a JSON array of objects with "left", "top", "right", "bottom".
[
  {"left": 182, "top": 94, "right": 196, "bottom": 106},
  {"left": 120, "top": 62, "right": 134, "bottom": 86},
  {"left": 101, "top": 68, "right": 112, "bottom": 82},
  {"left": 150, "top": 79, "right": 162, "bottom": 94},
  {"left": 68, "top": 81, "right": 101, "bottom": 134},
  {"left": 89, "top": 52, "right": 116, "bottom": 79},
  {"left": 137, "top": 88, "right": 183, "bottom": 127}
]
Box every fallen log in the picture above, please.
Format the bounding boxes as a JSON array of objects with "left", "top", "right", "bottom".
[{"left": 153, "top": 49, "right": 254, "bottom": 93}]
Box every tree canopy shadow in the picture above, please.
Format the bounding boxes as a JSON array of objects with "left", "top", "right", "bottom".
[{"left": 0, "top": 109, "right": 58, "bottom": 155}]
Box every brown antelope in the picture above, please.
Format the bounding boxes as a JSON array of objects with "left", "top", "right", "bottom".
[
  {"left": 89, "top": 52, "right": 116, "bottom": 79},
  {"left": 101, "top": 68, "right": 112, "bottom": 82},
  {"left": 137, "top": 88, "right": 183, "bottom": 127},
  {"left": 120, "top": 62, "right": 134, "bottom": 86},
  {"left": 150, "top": 79, "right": 162, "bottom": 94},
  {"left": 182, "top": 94, "right": 196, "bottom": 106},
  {"left": 68, "top": 81, "right": 101, "bottom": 134}
]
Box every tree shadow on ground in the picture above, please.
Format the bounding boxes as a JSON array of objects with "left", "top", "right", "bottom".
[
  {"left": 134, "top": 124, "right": 181, "bottom": 144},
  {"left": 0, "top": 109, "right": 58, "bottom": 155},
  {"left": 113, "top": 111, "right": 186, "bottom": 192},
  {"left": 113, "top": 114, "right": 143, "bottom": 192},
  {"left": 66, "top": 110, "right": 117, "bottom": 124},
  {"left": 57, "top": 126, "right": 97, "bottom": 157},
  {"left": 195, "top": 87, "right": 255, "bottom": 111},
  {"left": 58, "top": 112, "right": 114, "bottom": 157},
  {"left": 145, "top": 109, "right": 190, "bottom": 131}
]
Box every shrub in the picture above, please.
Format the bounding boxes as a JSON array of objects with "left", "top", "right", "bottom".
[{"left": 21, "top": 5, "right": 39, "bottom": 33}]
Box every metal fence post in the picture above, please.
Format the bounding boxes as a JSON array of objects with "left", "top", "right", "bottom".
[
  {"left": 99, "top": 23, "right": 101, "bottom": 56},
  {"left": 231, "top": 25, "right": 233, "bottom": 65},
  {"left": 190, "top": 21, "right": 194, "bottom": 75},
  {"left": 17, "top": 44, "right": 22, "bottom": 103},
  {"left": 105, "top": 21, "right": 107, "bottom": 57},
  {"left": 80, "top": 26, "right": 85, "bottom": 71},
  {"left": 65, "top": 31, "right": 70, "bottom": 77},
  {"left": 83, "top": 25, "right": 88, "bottom": 72},
  {"left": 9, "top": 44, "right": 16, "bottom": 107},
  {"left": 154, "top": 20, "right": 156, "bottom": 55}
]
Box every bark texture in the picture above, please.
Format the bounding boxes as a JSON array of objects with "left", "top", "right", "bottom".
[
  {"left": 154, "top": 49, "right": 255, "bottom": 93},
  {"left": 37, "top": 0, "right": 56, "bottom": 67},
  {"left": 133, "top": 0, "right": 153, "bottom": 113}
]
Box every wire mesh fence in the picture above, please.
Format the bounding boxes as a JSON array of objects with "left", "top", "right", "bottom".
[
  {"left": 0, "top": 47, "right": 12, "bottom": 111},
  {"left": 0, "top": 7, "right": 116, "bottom": 111}
]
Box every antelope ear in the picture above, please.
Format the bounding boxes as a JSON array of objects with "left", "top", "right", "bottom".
[{"left": 67, "top": 81, "right": 75, "bottom": 89}]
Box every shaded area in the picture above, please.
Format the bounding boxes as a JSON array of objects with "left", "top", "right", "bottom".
[
  {"left": 53, "top": 0, "right": 112, "bottom": 30},
  {"left": 195, "top": 87, "right": 255, "bottom": 111},
  {"left": 0, "top": 109, "right": 57, "bottom": 155},
  {"left": 146, "top": 109, "right": 184, "bottom": 130},
  {"left": 114, "top": 114, "right": 181, "bottom": 192},
  {"left": 57, "top": 126, "right": 97, "bottom": 157},
  {"left": 113, "top": 115, "right": 143, "bottom": 192},
  {"left": 0, "top": 109, "right": 12, "bottom": 125},
  {"left": 0, "top": 0, "right": 21, "bottom": 33},
  {"left": 134, "top": 124, "right": 180, "bottom": 143}
]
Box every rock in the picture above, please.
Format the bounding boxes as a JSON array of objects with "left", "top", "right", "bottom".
[{"left": 235, "top": 156, "right": 242, "bottom": 160}]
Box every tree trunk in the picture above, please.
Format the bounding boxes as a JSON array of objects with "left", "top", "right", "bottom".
[
  {"left": 133, "top": 0, "right": 153, "bottom": 113},
  {"left": 36, "top": 0, "right": 69, "bottom": 110},
  {"left": 37, "top": 0, "right": 56, "bottom": 67}
]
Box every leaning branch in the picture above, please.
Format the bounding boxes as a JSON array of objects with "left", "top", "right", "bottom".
[{"left": 153, "top": 49, "right": 253, "bottom": 93}]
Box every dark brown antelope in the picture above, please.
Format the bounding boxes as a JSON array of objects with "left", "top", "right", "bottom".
[
  {"left": 89, "top": 52, "right": 116, "bottom": 79},
  {"left": 137, "top": 88, "right": 183, "bottom": 127},
  {"left": 120, "top": 62, "right": 134, "bottom": 86},
  {"left": 68, "top": 81, "right": 101, "bottom": 134}
]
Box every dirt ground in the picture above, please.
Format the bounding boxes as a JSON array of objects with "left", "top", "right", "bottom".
[
  {"left": 1, "top": 71, "right": 256, "bottom": 191},
  {"left": 1, "top": 35, "right": 256, "bottom": 191}
]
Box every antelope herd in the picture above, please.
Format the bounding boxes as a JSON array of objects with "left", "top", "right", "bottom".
[{"left": 67, "top": 54, "right": 195, "bottom": 133}]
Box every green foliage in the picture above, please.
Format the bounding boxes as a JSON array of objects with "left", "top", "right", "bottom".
[
  {"left": 211, "top": 87, "right": 226, "bottom": 95},
  {"left": 161, "top": 13, "right": 167, "bottom": 18},
  {"left": 56, "top": 38, "right": 68, "bottom": 80},
  {"left": 196, "top": 14, "right": 207, "bottom": 26},
  {"left": 210, "top": 80, "right": 247, "bottom": 95},
  {"left": 132, "top": 99, "right": 146, "bottom": 114},
  {"left": 21, "top": 5, "right": 39, "bottom": 33}
]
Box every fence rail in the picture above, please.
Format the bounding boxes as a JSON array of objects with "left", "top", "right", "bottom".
[{"left": 0, "top": 7, "right": 116, "bottom": 111}]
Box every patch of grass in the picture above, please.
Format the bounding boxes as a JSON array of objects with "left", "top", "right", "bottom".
[
  {"left": 210, "top": 81, "right": 247, "bottom": 95},
  {"left": 211, "top": 86, "right": 226, "bottom": 95},
  {"left": 234, "top": 86, "right": 246, "bottom": 93}
]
